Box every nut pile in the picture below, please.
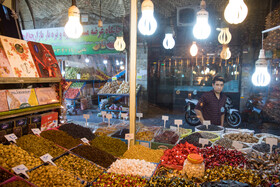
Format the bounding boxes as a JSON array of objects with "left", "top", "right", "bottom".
[
  {"left": 40, "top": 130, "right": 81, "bottom": 149},
  {"left": 154, "top": 130, "right": 179, "bottom": 144},
  {"left": 54, "top": 153, "right": 104, "bottom": 182},
  {"left": 197, "top": 125, "right": 223, "bottom": 131},
  {"left": 98, "top": 81, "right": 121, "bottom": 94},
  {"left": 94, "top": 126, "right": 118, "bottom": 136},
  {"left": 107, "top": 159, "right": 157, "bottom": 178},
  {"left": 92, "top": 173, "right": 147, "bottom": 186},
  {"left": 90, "top": 136, "right": 127, "bottom": 157},
  {"left": 122, "top": 145, "right": 164, "bottom": 163},
  {"left": 136, "top": 131, "right": 154, "bottom": 141},
  {"left": 215, "top": 138, "right": 249, "bottom": 149},
  {"left": 28, "top": 165, "right": 83, "bottom": 187},
  {"left": 224, "top": 133, "right": 259, "bottom": 143},
  {"left": 71, "top": 145, "right": 116, "bottom": 168},
  {"left": 0, "top": 144, "right": 42, "bottom": 171},
  {"left": 59, "top": 123, "right": 96, "bottom": 140},
  {"left": 16, "top": 134, "right": 65, "bottom": 158}
]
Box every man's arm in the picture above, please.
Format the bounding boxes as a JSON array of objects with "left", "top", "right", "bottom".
[
  {"left": 220, "top": 114, "right": 225, "bottom": 127},
  {"left": 195, "top": 109, "right": 204, "bottom": 124}
]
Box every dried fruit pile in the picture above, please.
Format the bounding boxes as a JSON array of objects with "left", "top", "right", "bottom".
[
  {"left": 0, "top": 169, "right": 13, "bottom": 183},
  {"left": 92, "top": 173, "right": 147, "bottom": 186},
  {"left": 59, "top": 123, "right": 96, "bottom": 140},
  {"left": 111, "top": 128, "right": 129, "bottom": 139},
  {"left": 154, "top": 130, "right": 179, "bottom": 144},
  {"left": 179, "top": 132, "right": 214, "bottom": 148},
  {"left": 148, "top": 176, "right": 197, "bottom": 187},
  {"left": 224, "top": 133, "right": 259, "bottom": 143}
]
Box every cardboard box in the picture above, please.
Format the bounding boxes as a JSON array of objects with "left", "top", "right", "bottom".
[
  {"left": 6, "top": 89, "right": 39, "bottom": 110},
  {"left": 0, "top": 90, "right": 9, "bottom": 112},
  {"left": 0, "top": 42, "right": 14, "bottom": 77},
  {"left": 35, "top": 87, "right": 59, "bottom": 105},
  {"left": 14, "top": 117, "right": 28, "bottom": 136},
  {"left": 28, "top": 41, "right": 61, "bottom": 78},
  {"left": 41, "top": 112, "right": 58, "bottom": 131},
  {"left": 0, "top": 35, "right": 39, "bottom": 77}
]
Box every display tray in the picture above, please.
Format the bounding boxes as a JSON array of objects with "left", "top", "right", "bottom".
[{"left": 0, "top": 176, "right": 36, "bottom": 186}]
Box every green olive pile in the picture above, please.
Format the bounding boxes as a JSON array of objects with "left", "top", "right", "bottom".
[
  {"left": 17, "top": 135, "right": 65, "bottom": 158},
  {"left": 54, "top": 154, "right": 104, "bottom": 182},
  {"left": 0, "top": 144, "right": 42, "bottom": 171}
]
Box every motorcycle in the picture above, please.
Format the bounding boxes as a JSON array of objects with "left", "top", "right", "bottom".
[
  {"left": 244, "top": 95, "right": 267, "bottom": 124},
  {"left": 184, "top": 92, "right": 242, "bottom": 127}
]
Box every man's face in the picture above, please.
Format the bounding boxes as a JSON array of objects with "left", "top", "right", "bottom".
[{"left": 212, "top": 81, "right": 224, "bottom": 94}]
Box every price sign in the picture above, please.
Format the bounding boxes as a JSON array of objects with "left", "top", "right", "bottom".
[
  {"left": 106, "top": 113, "right": 112, "bottom": 126},
  {"left": 112, "top": 77, "right": 117, "bottom": 81},
  {"left": 12, "top": 164, "right": 29, "bottom": 178},
  {"left": 121, "top": 113, "right": 128, "bottom": 124},
  {"left": 136, "top": 113, "right": 143, "bottom": 122},
  {"left": 4, "top": 133, "right": 17, "bottom": 143},
  {"left": 137, "top": 75, "right": 143, "bottom": 79},
  {"left": 125, "top": 133, "right": 134, "bottom": 149},
  {"left": 77, "top": 73, "right": 81, "bottom": 79},
  {"left": 101, "top": 111, "right": 107, "bottom": 122},
  {"left": 174, "top": 120, "right": 182, "bottom": 132},
  {"left": 266, "top": 138, "right": 278, "bottom": 152},
  {"left": 140, "top": 142, "right": 150, "bottom": 148},
  {"left": 162, "top": 115, "right": 169, "bottom": 128},
  {"left": 81, "top": 138, "right": 90, "bottom": 145},
  {"left": 203, "top": 120, "right": 211, "bottom": 129},
  {"left": 40, "top": 154, "right": 56, "bottom": 166},
  {"left": 83, "top": 114, "right": 90, "bottom": 126},
  {"left": 31, "top": 128, "right": 41, "bottom": 135},
  {"left": 232, "top": 141, "right": 243, "bottom": 150},
  {"left": 199, "top": 138, "right": 209, "bottom": 148}
]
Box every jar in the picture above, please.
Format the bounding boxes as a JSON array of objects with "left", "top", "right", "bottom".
[{"left": 182, "top": 154, "right": 205, "bottom": 179}]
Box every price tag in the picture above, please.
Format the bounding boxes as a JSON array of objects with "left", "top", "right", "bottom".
[
  {"left": 199, "top": 138, "right": 209, "bottom": 148},
  {"left": 203, "top": 120, "right": 211, "bottom": 129},
  {"left": 31, "top": 128, "right": 41, "bottom": 135},
  {"left": 81, "top": 138, "right": 90, "bottom": 145},
  {"left": 77, "top": 73, "right": 81, "bottom": 79},
  {"left": 125, "top": 133, "right": 134, "bottom": 149},
  {"left": 12, "top": 164, "right": 29, "bottom": 178},
  {"left": 101, "top": 111, "right": 107, "bottom": 122},
  {"left": 136, "top": 113, "right": 143, "bottom": 122},
  {"left": 162, "top": 115, "right": 169, "bottom": 128},
  {"left": 4, "top": 133, "right": 17, "bottom": 143},
  {"left": 112, "top": 77, "right": 117, "bottom": 81},
  {"left": 140, "top": 142, "right": 150, "bottom": 148},
  {"left": 83, "top": 114, "right": 90, "bottom": 126},
  {"left": 174, "top": 120, "right": 182, "bottom": 132},
  {"left": 106, "top": 113, "right": 112, "bottom": 126},
  {"left": 40, "top": 154, "right": 56, "bottom": 166},
  {"left": 266, "top": 138, "right": 278, "bottom": 152},
  {"left": 137, "top": 75, "right": 142, "bottom": 79},
  {"left": 121, "top": 113, "right": 128, "bottom": 124},
  {"left": 232, "top": 141, "right": 243, "bottom": 150}
]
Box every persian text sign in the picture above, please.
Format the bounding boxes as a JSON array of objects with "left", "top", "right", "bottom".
[{"left": 22, "top": 24, "right": 122, "bottom": 56}]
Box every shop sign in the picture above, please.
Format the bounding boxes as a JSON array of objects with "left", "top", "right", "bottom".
[{"left": 22, "top": 24, "right": 122, "bottom": 56}]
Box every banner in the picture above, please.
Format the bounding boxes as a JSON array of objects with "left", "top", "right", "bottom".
[{"left": 22, "top": 24, "right": 122, "bottom": 56}]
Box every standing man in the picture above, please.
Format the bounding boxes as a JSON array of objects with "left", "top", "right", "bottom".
[{"left": 194, "top": 76, "right": 227, "bottom": 126}]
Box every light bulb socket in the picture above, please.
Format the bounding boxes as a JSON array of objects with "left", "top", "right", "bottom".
[
  {"left": 98, "top": 19, "right": 103, "bottom": 27},
  {"left": 68, "top": 5, "right": 80, "bottom": 17},
  {"left": 165, "top": 27, "right": 173, "bottom": 34},
  {"left": 200, "top": 0, "right": 206, "bottom": 9},
  {"left": 142, "top": 0, "right": 154, "bottom": 12},
  {"left": 255, "top": 49, "right": 267, "bottom": 67}
]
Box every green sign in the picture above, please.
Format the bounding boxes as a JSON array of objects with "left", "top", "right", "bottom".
[{"left": 22, "top": 24, "right": 122, "bottom": 56}]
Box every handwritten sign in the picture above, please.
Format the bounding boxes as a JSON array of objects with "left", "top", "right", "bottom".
[
  {"left": 232, "top": 141, "right": 243, "bottom": 150},
  {"left": 106, "top": 113, "right": 112, "bottom": 126},
  {"left": 266, "top": 138, "right": 278, "bottom": 152},
  {"left": 81, "top": 138, "right": 90, "bottom": 145},
  {"left": 12, "top": 164, "right": 29, "bottom": 178},
  {"left": 112, "top": 77, "right": 117, "bottom": 81},
  {"left": 136, "top": 113, "right": 143, "bottom": 122},
  {"left": 174, "top": 120, "right": 183, "bottom": 132},
  {"left": 83, "top": 114, "right": 90, "bottom": 126},
  {"left": 125, "top": 133, "right": 134, "bottom": 149},
  {"left": 31, "top": 128, "right": 41, "bottom": 135},
  {"left": 101, "top": 111, "right": 107, "bottom": 122},
  {"left": 199, "top": 138, "right": 209, "bottom": 148},
  {"left": 140, "top": 142, "right": 150, "bottom": 148},
  {"left": 40, "top": 154, "right": 56, "bottom": 166},
  {"left": 203, "top": 120, "right": 211, "bottom": 129},
  {"left": 162, "top": 115, "right": 169, "bottom": 128},
  {"left": 4, "top": 133, "right": 17, "bottom": 143}
]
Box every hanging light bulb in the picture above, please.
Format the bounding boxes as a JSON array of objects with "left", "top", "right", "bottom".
[
  {"left": 193, "top": 0, "right": 211, "bottom": 40},
  {"left": 218, "top": 27, "right": 232, "bottom": 44},
  {"left": 162, "top": 27, "right": 175, "bottom": 49},
  {"left": 190, "top": 42, "right": 198, "bottom": 56},
  {"left": 64, "top": 0, "right": 83, "bottom": 39},
  {"left": 103, "top": 60, "right": 108, "bottom": 65},
  {"left": 138, "top": 0, "right": 157, "bottom": 35},
  {"left": 114, "top": 36, "right": 126, "bottom": 51},
  {"left": 224, "top": 0, "right": 248, "bottom": 24},
  {"left": 98, "top": 0, "right": 103, "bottom": 27},
  {"left": 220, "top": 45, "right": 231, "bottom": 60},
  {"left": 252, "top": 49, "right": 271, "bottom": 86}
]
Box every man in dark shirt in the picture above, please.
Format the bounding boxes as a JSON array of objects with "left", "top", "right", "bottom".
[{"left": 194, "top": 76, "right": 227, "bottom": 126}]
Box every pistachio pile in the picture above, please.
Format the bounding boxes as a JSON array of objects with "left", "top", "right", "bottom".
[{"left": 224, "top": 133, "right": 259, "bottom": 143}]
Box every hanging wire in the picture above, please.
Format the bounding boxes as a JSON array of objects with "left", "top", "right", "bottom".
[{"left": 99, "top": 0, "right": 102, "bottom": 19}]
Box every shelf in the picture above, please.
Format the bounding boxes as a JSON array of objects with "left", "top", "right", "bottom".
[
  {"left": 0, "top": 77, "right": 61, "bottom": 84},
  {"left": 101, "top": 109, "right": 128, "bottom": 112},
  {"left": 98, "top": 93, "right": 129, "bottom": 96},
  {"left": 65, "top": 79, "right": 107, "bottom": 83},
  {"left": 0, "top": 103, "right": 61, "bottom": 120}
]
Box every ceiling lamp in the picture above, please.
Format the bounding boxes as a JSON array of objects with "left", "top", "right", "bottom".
[
  {"left": 252, "top": 49, "right": 271, "bottom": 86},
  {"left": 190, "top": 42, "right": 198, "bottom": 56},
  {"left": 64, "top": 0, "right": 83, "bottom": 39},
  {"left": 220, "top": 45, "right": 231, "bottom": 60},
  {"left": 163, "top": 27, "right": 175, "bottom": 49},
  {"left": 138, "top": 0, "right": 157, "bottom": 35},
  {"left": 98, "top": 0, "right": 103, "bottom": 27},
  {"left": 114, "top": 36, "right": 126, "bottom": 51},
  {"left": 217, "top": 27, "right": 232, "bottom": 44},
  {"left": 193, "top": 0, "right": 211, "bottom": 40},
  {"left": 224, "top": 0, "right": 248, "bottom": 24}
]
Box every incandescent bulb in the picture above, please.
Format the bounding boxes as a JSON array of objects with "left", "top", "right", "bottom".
[
  {"left": 138, "top": 0, "right": 157, "bottom": 35},
  {"left": 224, "top": 0, "right": 248, "bottom": 24},
  {"left": 114, "top": 36, "right": 126, "bottom": 51},
  {"left": 64, "top": 5, "right": 83, "bottom": 39},
  {"left": 193, "top": 1, "right": 211, "bottom": 40},
  {"left": 252, "top": 49, "right": 271, "bottom": 86},
  {"left": 103, "top": 60, "right": 108, "bottom": 65},
  {"left": 190, "top": 42, "right": 198, "bottom": 56},
  {"left": 163, "top": 33, "right": 175, "bottom": 49},
  {"left": 220, "top": 45, "right": 231, "bottom": 60},
  {"left": 218, "top": 28, "right": 232, "bottom": 44}
]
